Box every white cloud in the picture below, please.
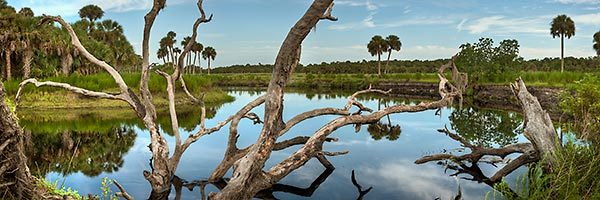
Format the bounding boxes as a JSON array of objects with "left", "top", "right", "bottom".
[
  {"left": 12, "top": 0, "right": 190, "bottom": 17},
  {"left": 456, "top": 19, "right": 468, "bottom": 31},
  {"left": 336, "top": 0, "right": 381, "bottom": 11},
  {"left": 521, "top": 46, "right": 595, "bottom": 59},
  {"left": 328, "top": 12, "right": 377, "bottom": 30},
  {"left": 461, "top": 15, "right": 547, "bottom": 34},
  {"left": 329, "top": 15, "right": 454, "bottom": 30},
  {"left": 571, "top": 13, "right": 600, "bottom": 25},
  {"left": 554, "top": 0, "right": 600, "bottom": 4},
  {"left": 402, "top": 45, "right": 459, "bottom": 60},
  {"left": 361, "top": 160, "right": 486, "bottom": 199}
]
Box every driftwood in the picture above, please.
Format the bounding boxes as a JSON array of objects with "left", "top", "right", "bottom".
[
  {"left": 14, "top": 0, "right": 223, "bottom": 198},
  {"left": 208, "top": 1, "right": 467, "bottom": 197},
  {"left": 11, "top": 0, "right": 554, "bottom": 199},
  {"left": 415, "top": 78, "right": 560, "bottom": 196}
]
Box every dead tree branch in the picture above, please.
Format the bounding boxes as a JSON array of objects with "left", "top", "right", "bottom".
[
  {"left": 351, "top": 170, "right": 373, "bottom": 200},
  {"left": 112, "top": 179, "right": 134, "bottom": 200},
  {"left": 415, "top": 78, "right": 559, "bottom": 197}
]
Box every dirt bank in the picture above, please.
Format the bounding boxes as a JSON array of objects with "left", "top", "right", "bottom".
[{"left": 376, "top": 82, "right": 564, "bottom": 118}]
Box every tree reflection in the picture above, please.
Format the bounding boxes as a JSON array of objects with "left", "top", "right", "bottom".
[
  {"left": 367, "top": 121, "right": 401, "bottom": 141},
  {"left": 367, "top": 99, "right": 402, "bottom": 141},
  {"left": 449, "top": 108, "right": 522, "bottom": 147},
  {"left": 168, "top": 167, "right": 374, "bottom": 200},
  {"left": 28, "top": 126, "right": 136, "bottom": 177}
]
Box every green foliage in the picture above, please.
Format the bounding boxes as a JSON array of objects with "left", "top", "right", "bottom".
[
  {"left": 0, "top": 1, "right": 139, "bottom": 80},
  {"left": 455, "top": 38, "right": 522, "bottom": 82},
  {"left": 449, "top": 108, "right": 522, "bottom": 147},
  {"left": 100, "top": 177, "right": 118, "bottom": 200},
  {"left": 37, "top": 178, "right": 83, "bottom": 200},
  {"left": 560, "top": 75, "right": 600, "bottom": 143}
]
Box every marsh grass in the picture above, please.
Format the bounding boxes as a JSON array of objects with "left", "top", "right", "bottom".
[{"left": 489, "top": 140, "right": 600, "bottom": 200}]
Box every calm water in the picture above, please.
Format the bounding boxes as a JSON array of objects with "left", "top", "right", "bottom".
[{"left": 20, "top": 89, "right": 528, "bottom": 199}]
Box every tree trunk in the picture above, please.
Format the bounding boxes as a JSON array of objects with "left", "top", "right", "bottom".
[
  {"left": 207, "top": 59, "right": 211, "bottom": 75},
  {"left": 22, "top": 48, "right": 33, "bottom": 79},
  {"left": 192, "top": 52, "right": 197, "bottom": 74},
  {"left": 0, "top": 82, "right": 37, "bottom": 199},
  {"left": 385, "top": 50, "right": 392, "bottom": 74},
  {"left": 210, "top": 1, "right": 333, "bottom": 199},
  {"left": 61, "top": 53, "right": 73, "bottom": 76},
  {"left": 377, "top": 53, "right": 381, "bottom": 76},
  {"left": 560, "top": 34, "right": 564, "bottom": 73},
  {"left": 4, "top": 50, "right": 11, "bottom": 81}
]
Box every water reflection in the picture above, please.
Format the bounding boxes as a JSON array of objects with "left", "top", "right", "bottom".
[
  {"left": 449, "top": 108, "right": 523, "bottom": 147},
  {"left": 28, "top": 127, "right": 135, "bottom": 177},
  {"left": 172, "top": 168, "right": 373, "bottom": 200},
  {"left": 17, "top": 89, "right": 526, "bottom": 199}
]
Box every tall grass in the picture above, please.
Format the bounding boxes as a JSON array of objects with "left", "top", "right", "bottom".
[
  {"left": 490, "top": 140, "right": 600, "bottom": 200},
  {"left": 3, "top": 72, "right": 214, "bottom": 95}
]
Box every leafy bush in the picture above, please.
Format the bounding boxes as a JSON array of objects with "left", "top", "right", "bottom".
[{"left": 560, "top": 75, "right": 600, "bottom": 143}]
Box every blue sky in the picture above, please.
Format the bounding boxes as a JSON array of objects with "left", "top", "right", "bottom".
[{"left": 7, "top": 0, "right": 600, "bottom": 67}]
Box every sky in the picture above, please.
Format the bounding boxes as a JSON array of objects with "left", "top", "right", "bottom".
[{"left": 6, "top": 0, "right": 600, "bottom": 67}]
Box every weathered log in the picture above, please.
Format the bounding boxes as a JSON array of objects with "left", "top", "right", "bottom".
[
  {"left": 415, "top": 78, "right": 560, "bottom": 196},
  {"left": 0, "top": 82, "right": 36, "bottom": 199}
]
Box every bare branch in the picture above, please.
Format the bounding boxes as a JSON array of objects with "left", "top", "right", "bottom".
[
  {"left": 320, "top": 2, "right": 338, "bottom": 21},
  {"left": 267, "top": 57, "right": 465, "bottom": 183},
  {"left": 174, "top": 0, "right": 213, "bottom": 80},
  {"left": 155, "top": 70, "right": 182, "bottom": 148},
  {"left": 113, "top": 179, "right": 134, "bottom": 200},
  {"left": 15, "top": 79, "right": 125, "bottom": 109},
  {"left": 0, "top": 138, "right": 13, "bottom": 153},
  {"left": 39, "top": 15, "right": 130, "bottom": 93},
  {"left": 351, "top": 170, "right": 373, "bottom": 200}
]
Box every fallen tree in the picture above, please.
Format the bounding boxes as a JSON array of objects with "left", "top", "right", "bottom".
[
  {"left": 415, "top": 78, "right": 561, "bottom": 196},
  {"left": 10, "top": 0, "right": 558, "bottom": 199}
]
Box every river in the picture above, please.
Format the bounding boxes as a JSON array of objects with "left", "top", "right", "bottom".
[{"left": 20, "top": 89, "right": 529, "bottom": 199}]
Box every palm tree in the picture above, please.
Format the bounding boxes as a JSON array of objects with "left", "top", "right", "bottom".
[
  {"left": 202, "top": 46, "right": 217, "bottom": 75},
  {"left": 181, "top": 36, "right": 192, "bottom": 69},
  {"left": 384, "top": 35, "right": 402, "bottom": 74},
  {"left": 550, "top": 14, "right": 576, "bottom": 73},
  {"left": 173, "top": 47, "right": 181, "bottom": 66},
  {"left": 367, "top": 35, "right": 389, "bottom": 75},
  {"left": 192, "top": 42, "right": 203, "bottom": 74},
  {"left": 594, "top": 31, "right": 600, "bottom": 56},
  {"left": 157, "top": 47, "right": 168, "bottom": 64},
  {"left": 78, "top": 5, "right": 104, "bottom": 32}
]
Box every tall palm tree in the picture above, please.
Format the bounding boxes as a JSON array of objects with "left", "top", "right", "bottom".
[
  {"left": 157, "top": 47, "right": 167, "bottom": 64},
  {"left": 367, "top": 35, "right": 389, "bottom": 75},
  {"left": 594, "top": 31, "right": 600, "bottom": 56},
  {"left": 173, "top": 47, "right": 181, "bottom": 66},
  {"left": 202, "top": 46, "right": 217, "bottom": 75},
  {"left": 78, "top": 5, "right": 104, "bottom": 32},
  {"left": 550, "top": 14, "right": 576, "bottom": 73},
  {"left": 181, "top": 36, "right": 192, "bottom": 68},
  {"left": 192, "top": 42, "right": 203, "bottom": 74},
  {"left": 384, "top": 35, "right": 402, "bottom": 74}
]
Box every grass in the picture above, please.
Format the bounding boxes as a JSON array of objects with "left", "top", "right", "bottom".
[
  {"left": 488, "top": 138, "right": 600, "bottom": 200},
  {"left": 2, "top": 70, "right": 593, "bottom": 109},
  {"left": 3, "top": 72, "right": 233, "bottom": 109},
  {"left": 37, "top": 178, "right": 83, "bottom": 200}
]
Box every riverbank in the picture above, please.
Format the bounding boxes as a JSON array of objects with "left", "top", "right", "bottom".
[
  {"left": 2, "top": 72, "right": 571, "bottom": 116},
  {"left": 376, "top": 82, "right": 564, "bottom": 119}
]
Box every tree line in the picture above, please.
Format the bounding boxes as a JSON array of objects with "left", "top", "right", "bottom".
[
  {"left": 0, "top": 2, "right": 141, "bottom": 81},
  {"left": 156, "top": 31, "right": 218, "bottom": 74}
]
